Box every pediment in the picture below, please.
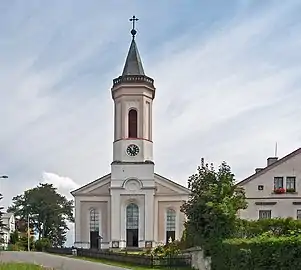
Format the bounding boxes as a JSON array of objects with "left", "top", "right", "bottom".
[
  {"left": 88, "top": 182, "right": 110, "bottom": 195},
  {"left": 71, "top": 173, "right": 111, "bottom": 196},
  {"left": 154, "top": 173, "right": 190, "bottom": 195},
  {"left": 155, "top": 183, "right": 177, "bottom": 194}
]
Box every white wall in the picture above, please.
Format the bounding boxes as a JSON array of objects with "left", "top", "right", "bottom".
[{"left": 239, "top": 152, "right": 301, "bottom": 220}]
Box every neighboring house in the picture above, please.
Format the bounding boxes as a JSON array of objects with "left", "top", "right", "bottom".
[
  {"left": 237, "top": 148, "right": 301, "bottom": 220},
  {"left": 0, "top": 212, "right": 15, "bottom": 249}
]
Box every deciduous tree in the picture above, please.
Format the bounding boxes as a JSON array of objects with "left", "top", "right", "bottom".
[
  {"left": 181, "top": 158, "right": 247, "bottom": 254},
  {"left": 8, "top": 183, "right": 74, "bottom": 247}
]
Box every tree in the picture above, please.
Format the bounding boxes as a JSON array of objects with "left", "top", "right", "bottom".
[
  {"left": 181, "top": 158, "right": 247, "bottom": 254},
  {"left": 7, "top": 183, "right": 74, "bottom": 247}
]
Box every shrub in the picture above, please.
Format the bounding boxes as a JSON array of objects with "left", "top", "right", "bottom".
[
  {"left": 7, "top": 243, "right": 25, "bottom": 251},
  {"left": 146, "top": 241, "right": 183, "bottom": 257},
  {"left": 9, "top": 230, "right": 19, "bottom": 244},
  {"left": 211, "top": 235, "right": 301, "bottom": 270},
  {"left": 35, "top": 238, "right": 51, "bottom": 251},
  {"left": 235, "top": 217, "right": 301, "bottom": 238}
]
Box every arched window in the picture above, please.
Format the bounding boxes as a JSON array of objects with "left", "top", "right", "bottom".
[
  {"left": 166, "top": 209, "right": 176, "bottom": 244},
  {"left": 126, "top": 203, "right": 139, "bottom": 229},
  {"left": 126, "top": 203, "right": 139, "bottom": 247},
  {"left": 128, "top": 109, "right": 138, "bottom": 138},
  {"left": 89, "top": 209, "right": 99, "bottom": 232},
  {"left": 89, "top": 208, "right": 99, "bottom": 249}
]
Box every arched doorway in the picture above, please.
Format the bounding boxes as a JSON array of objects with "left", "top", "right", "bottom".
[
  {"left": 166, "top": 208, "right": 176, "bottom": 244},
  {"left": 89, "top": 208, "right": 99, "bottom": 249},
  {"left": 126, "top": 203, "right": 139, "bottom": 247}
]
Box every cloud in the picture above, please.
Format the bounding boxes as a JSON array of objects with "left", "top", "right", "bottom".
[
  {"left": 0, "top": 0, "right": 301, "bottom": 245},
  {"left": 41, "top": 172, "right": 78, "bottom": 246},
  {"left": 41, "top": 172, "right": 80, "bottom": 199}
]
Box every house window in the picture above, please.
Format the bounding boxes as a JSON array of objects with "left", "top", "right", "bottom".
[
  {"left": 274, "top": 177, "right": 284, "bottom": 189},
  {"left": 286, "top": 177, "right": 296, "bottom": 191},
  {"left": 128, "top": 109, "right": 138, "bottom": 138},
  {"left": 297, "top": 210, "right": 301, "bottom": 220},
  {"left": 259, "top": 210, "right": 271, "bottom": 219},
  {"left": 258, "top": 185, "right": 264, "bottom": 191}
]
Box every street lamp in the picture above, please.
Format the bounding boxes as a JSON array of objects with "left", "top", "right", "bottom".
[
  {"left": 0, "top": 175, "right": 8, "bottom": 196},
  {"left": 27, "top": 213, "right": 30, "bottom": 252}
]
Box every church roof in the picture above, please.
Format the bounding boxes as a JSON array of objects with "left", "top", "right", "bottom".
[{"left": 122, "top": 38, "right": 145, "bottom": 76}]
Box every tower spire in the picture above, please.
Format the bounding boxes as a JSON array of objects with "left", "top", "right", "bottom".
[{"left": 121, "top": 15, "right": 145, "bottom": 76}]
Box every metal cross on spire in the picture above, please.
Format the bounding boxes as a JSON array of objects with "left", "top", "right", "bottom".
[{"left": 129, "top": 15, "right": 139, "bottom": 38}]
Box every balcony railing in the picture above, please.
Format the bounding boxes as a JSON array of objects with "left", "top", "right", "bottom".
[{"left": 112, "top": 75, "right": 154, "bottom": 87}]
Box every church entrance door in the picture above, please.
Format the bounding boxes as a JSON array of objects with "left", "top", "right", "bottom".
[
  {"left": 126, "top": 228, "right": 138, "bottom": 247},
  {"left": 90, "top": 231, "right": 99, "bottom": 249},
  {"left": 89, "top": 209, "right": 100, "bottom": 249},
  {"left": 126, "top": 203, "right": 139, "bottom": 247}
]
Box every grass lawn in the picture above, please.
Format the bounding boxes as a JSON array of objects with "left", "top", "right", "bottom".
[
  {"left": 57, "top": 254, "right": 153, "bottom": 270},
  {"left": 63, "top": 255, "right": 190, "bottom": 270},
  {"left": 0, "top": 263, "right": 51, "bottom": 269}
]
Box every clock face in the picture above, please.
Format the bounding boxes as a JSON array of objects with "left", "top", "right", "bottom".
[{"left": 126, "top": 144, "right": 139, "bottom": 156}]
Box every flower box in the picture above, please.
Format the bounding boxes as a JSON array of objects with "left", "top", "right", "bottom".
[
  {"left": 286, "top": 188, "right": 296, "bottom": 193},
  {"left": 274, "top": 188, "right": 285, "bottom": 194}
]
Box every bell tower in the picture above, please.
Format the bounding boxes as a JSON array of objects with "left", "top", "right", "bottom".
[
  {"left": 111, "top": 16, "right": 156, "bottom": 165},
  {"left": 110, "top": 16, "right": 156, "bottom": 249}
]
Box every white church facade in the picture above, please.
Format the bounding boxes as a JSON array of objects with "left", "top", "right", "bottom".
[{"left": 71, "top": 17, "right": 190, "bottom": 249}]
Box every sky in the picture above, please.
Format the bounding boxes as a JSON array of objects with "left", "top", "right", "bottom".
[{"left": 0, "top": 0, "right": 301, "bottom": 246}]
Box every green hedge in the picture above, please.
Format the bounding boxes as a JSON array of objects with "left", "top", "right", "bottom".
[
  {"left": 211, "top": 236, "right": 301, "bottom": 270},
  {"left": 234, "top": 217, "right": 301, "bottom": 238}
]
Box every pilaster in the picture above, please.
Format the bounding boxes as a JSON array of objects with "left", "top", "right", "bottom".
[
  {"left": 144, "top": 190, "right": 155, "bottom": 243},
  {"left": 154, "top": 197, "right": 159, "bottom": 244},
  {"left": 110, "top": 190, "right": 121, "bottom": 246},
  {"left": 74, "top": 197, "right": 81, "bottom": 244}
]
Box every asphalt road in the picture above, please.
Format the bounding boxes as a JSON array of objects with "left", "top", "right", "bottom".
[{"left": 0, "top": 251, "right": 127, "bottom": 270}]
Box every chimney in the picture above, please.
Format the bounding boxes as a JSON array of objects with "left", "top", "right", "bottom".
[
  {"left": 267, "top": 157, "right": 278, "bottom": 166},
  {"left": 255, "top": 168, "right": 264, "bottom": 173}
]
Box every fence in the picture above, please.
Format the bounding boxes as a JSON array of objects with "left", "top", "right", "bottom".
[
  {"left": 47, "top": 247, "right": 73, "bottom": 255},
  {"left": 47, "top": 247, "right": 191, "bottom": 268}
]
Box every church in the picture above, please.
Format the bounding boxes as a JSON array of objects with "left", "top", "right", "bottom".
[{"left": 71, "top": 17, "right": 190, "bottom": 250}]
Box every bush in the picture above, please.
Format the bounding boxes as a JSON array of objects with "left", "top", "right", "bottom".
[
  {"left": 211, "top": 235, "right": 301, "bottom": 270},
  {"left": 35, "top": 238, "right": 51, "bottom": 251},
  {"left": 235, "top": 217, "right": 301, "bottom": 238},
  {"left": 7, "top": 243, "right": 25, "bottom": 251},
  {"left": 144, "top": 240, "right": 183, "bottom": 257},
  {"left": 9, "top": 230, "right": 19, "bottom": 244}
]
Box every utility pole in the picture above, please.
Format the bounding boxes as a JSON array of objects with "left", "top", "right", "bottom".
[{"left": 27, "top": 213, "right": 30, "bottom": 252}]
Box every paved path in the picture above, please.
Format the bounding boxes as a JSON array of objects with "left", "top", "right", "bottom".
[{"left": 0, "top": 251, "right": 126, "bottom": 270}]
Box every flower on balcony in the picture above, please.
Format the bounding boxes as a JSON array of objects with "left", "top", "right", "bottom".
[
  {"left": 274, "top": 188, "right": 286, "bottom": 194},
  {"left": 286, "top": 188, "right": 296, "bottom": 193}
]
